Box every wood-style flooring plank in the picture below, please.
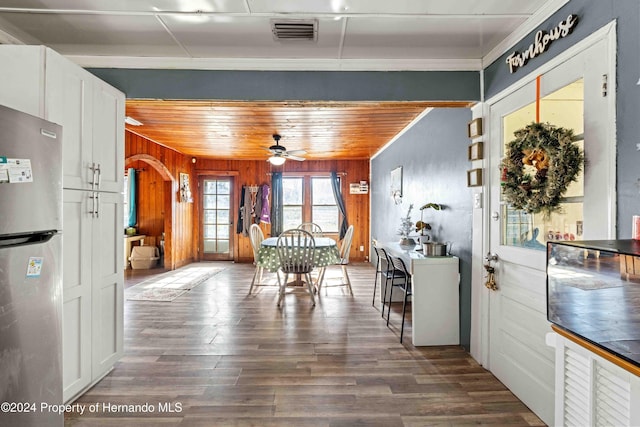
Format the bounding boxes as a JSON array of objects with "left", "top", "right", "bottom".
[{"left": 64, "top": 262, "right": 544, "bottom": 426}]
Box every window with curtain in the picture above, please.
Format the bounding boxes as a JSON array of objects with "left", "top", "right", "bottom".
[{"left": 281, "top": 175, "right": 341, "bottom": 232}]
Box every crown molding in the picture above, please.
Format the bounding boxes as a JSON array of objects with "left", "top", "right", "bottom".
[
  {"left": 67, "top": 55, "right": 482, "bottom": 71},
  {"left": 482, "top": 0, "right": 570, "bottom": 68}
]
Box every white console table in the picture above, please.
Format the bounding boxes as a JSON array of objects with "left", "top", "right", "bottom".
[{"left": 383, "top": 243, "right": 460, "bottom": 346}]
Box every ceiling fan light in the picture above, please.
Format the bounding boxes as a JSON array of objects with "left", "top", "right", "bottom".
[{"left": 268, "top": 155, "right": 286, "bottom": 166}]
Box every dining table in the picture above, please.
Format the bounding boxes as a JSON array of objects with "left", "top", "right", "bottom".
[{"left": 256, "top": 236, "right": 340, "bottom": 287}]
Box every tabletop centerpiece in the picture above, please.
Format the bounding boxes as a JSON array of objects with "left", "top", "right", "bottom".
[
  {"left": 415, "top": 202, "right": 442, "bottom": 243},
  {"left": 398, "top": 204, "right": 417, "bottom": 249}
]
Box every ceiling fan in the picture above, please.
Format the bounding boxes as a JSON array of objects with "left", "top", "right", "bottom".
[{"left": 266, "top": 134, "right": 306, "bottom": 165}]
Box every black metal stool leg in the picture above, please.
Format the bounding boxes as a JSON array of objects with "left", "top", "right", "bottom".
[
  {"left": 400, "top": 280, "right": 410, "bottom": 343},
  {"left": 372, "top": 261, "right": 379, "bottom": 306},
  {"left": 386, "top": 272, "right": 395, "bottom": 326}
]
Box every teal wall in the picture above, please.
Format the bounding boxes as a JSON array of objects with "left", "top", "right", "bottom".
[
  {"left": 89, "top": 69, "right": 480, "bottom": 102},
  {"left": 370, "top": 108, "right": 473, "bottom": 349},
  {"left": 485, "top": 0, "right": 640, "bottom": 238}
]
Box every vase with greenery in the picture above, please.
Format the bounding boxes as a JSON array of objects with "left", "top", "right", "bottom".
[
  {"left": 397, "top": 204, "right": 416, "bottom": 248},
  {"left": 415, "top": 202, "right": 442, "bottom": 243}
]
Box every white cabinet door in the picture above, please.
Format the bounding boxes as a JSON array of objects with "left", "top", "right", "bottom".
[
  {"left": 62, "top": 189, "right": 92, "bottom": 402},
  {"left": 45, "top": 49, "right": 94, "bottom": 191},
  {"left": 92, "top": 81, "right": 124, "bottom": 193},
  {"left": 91, "top": 191, "right": 124, "bottom": 380},
  {"left": 0, "top": 45, "right": 45, "bottom": 117}
]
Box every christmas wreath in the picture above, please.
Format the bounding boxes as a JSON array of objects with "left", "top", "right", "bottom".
[{"left": 500, "top": 122, "right": 583, "bottom": 216}]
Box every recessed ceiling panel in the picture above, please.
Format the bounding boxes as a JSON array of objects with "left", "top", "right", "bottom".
[
  {"left": 0, "top": 13, "right": 187, "bottom": 56},
  {"left": 165, "top": 16, "right": 344, "bottom": 58},
  {"left": 342, "top": 17, "right": 524, "bottom": 59},
  {"left": 0, "top": 0, "right": 246, "bottom": 13},
  {"left": 247, "top": 0, "right": 550, "bottom": 15}
]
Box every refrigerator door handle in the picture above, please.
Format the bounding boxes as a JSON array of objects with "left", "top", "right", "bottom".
[
  {"left": 0, "top": 230, "right": 57, "bottom": 249},
  {"left": 95, "top": 192, "right": 100, "bottom": 218}
]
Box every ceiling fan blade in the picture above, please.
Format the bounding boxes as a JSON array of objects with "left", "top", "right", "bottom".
[
  {"left": 285, "top": 154, "right": 306, "bottom": 161},
  {"left": 286, "top": 150, "right": 307, "bottom": 156}
]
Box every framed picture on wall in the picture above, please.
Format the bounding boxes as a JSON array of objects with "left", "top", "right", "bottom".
[
  {"left": 179, "top": 172, "right": 193, "bottom": 203},
  {"left": 468, "top": 141, "right": 484, "bottom": 160},
  {"left": 467, "top": 118, "right": 483, "bottom": 138},
  {"left": 467, "top": 168, "right": 483, "bottom": 187},
  {"left": 390, "top": 166, "right": 403, "bottom": 204}
]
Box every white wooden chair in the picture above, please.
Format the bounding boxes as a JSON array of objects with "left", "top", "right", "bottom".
[
  {"left": 276, "top": 229, "right": 316, "bottom": 307},
  {"left": 317, "top": 224, "right": 354, "bottom": 295},
  {"left": 297, "top": 222, "right": 324, "bottom": 237},
  {"left": 248, "top": 223, "right": 274, "bottom": 294}
]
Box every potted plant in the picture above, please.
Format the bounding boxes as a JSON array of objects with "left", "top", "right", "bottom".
[{"left": 415, "top": 202, "right": 441, "bottom": 243}]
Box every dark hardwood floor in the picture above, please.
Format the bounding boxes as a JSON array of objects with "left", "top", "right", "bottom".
[{"left": 65, "top": 262, "right": 544, "bottom": 426}]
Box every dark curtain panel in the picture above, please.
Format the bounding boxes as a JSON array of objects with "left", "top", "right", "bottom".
[
  {"left": 331, "top": 171, "right": 348, "bottom": 240},
  {"left": 270, "top": 172, "right": 283, "bottom": 236}
]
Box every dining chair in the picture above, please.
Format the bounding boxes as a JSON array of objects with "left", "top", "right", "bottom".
[
  {"left": 386, "top": 255, "right": 412, "bottom": 343},
  {"left": 248, "top": 224, "right": 277, "bottom": 294},
  {"left": 297, "top": 222, "right": 324, "bottom": 237},
  {"left": 276, "top": 228, "right": 316, "bottom": 307},
  {"left": 316, "top": 224, "right": 354, "bottom": 295}
]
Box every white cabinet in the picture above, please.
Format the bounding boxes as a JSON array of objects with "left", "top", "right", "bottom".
[
  {"left": 383, "top": 243, "right": 460, "bottom": 346},
  {"left": 547, "top": 331, "right": 640, "bottom": 427},
  {"left": 410, "top": 255, "right": 460, "bottom": 346},
  {"left": 63, "top": 190, "right": 123, "bottom": 401},
  {"left": 0, "top": 45, "right": 125, "bottom": 403}
]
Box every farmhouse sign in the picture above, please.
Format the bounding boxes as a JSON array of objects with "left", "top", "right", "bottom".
[{"left": 506, "top": 14, "right": 578, "bottom": 74}]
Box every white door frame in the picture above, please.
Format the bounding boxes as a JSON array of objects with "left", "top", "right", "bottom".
[{"left": 471, "top": 20, "right": 617, "bottom": 367}]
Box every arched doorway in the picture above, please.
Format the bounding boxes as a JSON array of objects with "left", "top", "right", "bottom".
[{"left": 125, "top": 154, "right": 177, "bottom": 270}]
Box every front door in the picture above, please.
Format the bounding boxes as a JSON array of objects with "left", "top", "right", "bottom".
[
  {"left": 487, "top": 36, "right": 615, "bottom": 424},
  {"left": 200, "top": 177, "right": 234, "bottom": 261}
]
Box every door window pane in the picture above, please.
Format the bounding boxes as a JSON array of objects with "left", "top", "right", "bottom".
[
  {"left": 501, "top": 79, "right": 584, "bottom": 250},
  {"left": 202, "top": 178, "right": 232, "bottom": 254}
]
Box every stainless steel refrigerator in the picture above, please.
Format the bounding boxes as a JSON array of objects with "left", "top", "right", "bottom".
[{"left": 0, "top": 104, "right": 63, "bottom": 426}]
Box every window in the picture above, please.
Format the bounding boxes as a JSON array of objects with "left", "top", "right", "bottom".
[
  {"left": 501, "top": 79, "right": 584, "bottom": 250},
  {"left": 283, "top": 177, "right": 303, "bottom": 231},
  {"left": 311, "top": 177, "right": 339, "bottom": 232},
  {"left": 282, "top": 175, "right": 340, "bottom": 233}
]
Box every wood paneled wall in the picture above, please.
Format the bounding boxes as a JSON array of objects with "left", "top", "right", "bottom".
[
  {"left": 125, "top": 131, "right": 371, "bottom": 268},
  {"left": 125, "top": 131, "right": 195, "bottom": 269},
  {"left": 195, "top": 158, "right": 371, "bottom": 263}
]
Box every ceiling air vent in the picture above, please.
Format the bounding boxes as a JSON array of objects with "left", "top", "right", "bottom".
[{"left": 271, "top": 19, "right": 317, "bottom": 42}]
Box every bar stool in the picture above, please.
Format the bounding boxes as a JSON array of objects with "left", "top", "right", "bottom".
[
  {"left": 378, "top": 248, "right": 407, "bottom": 317},
  {"left": 386, "top": 255, "right": 412, "bottom": 343},
  {"left": 371, "top": 240, "right": 384, "bottom": 306}
]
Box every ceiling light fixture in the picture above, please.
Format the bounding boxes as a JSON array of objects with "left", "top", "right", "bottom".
[
  {"left": 268, "top": 155, "right": 286, "bottom": 166},
  {"left": 124, "top": 116, "right": 143, "bottom": 126}
]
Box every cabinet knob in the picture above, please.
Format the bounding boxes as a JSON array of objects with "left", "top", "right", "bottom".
[{"left": 491, "top": 211, "right": 500, "bottom": 221}]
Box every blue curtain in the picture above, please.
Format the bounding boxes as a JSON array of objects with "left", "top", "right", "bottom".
[
  {"left": 270, "top": 172, "right": 283, "bottom": 236},
  {"left": 331, "top": 171, "right": 348, "bottom": 240},
  {"left": 127, "top": 167, "right": 136, "bottom": 227}
]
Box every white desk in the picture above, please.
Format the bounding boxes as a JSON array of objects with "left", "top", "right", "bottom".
[
  {"left": 124, "top": 235, "right": 146, "bottom": 269},
  {"left": 383, "top": 242, "right": 460, "bottom": 346}
]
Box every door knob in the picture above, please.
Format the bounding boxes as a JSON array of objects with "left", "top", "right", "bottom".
[
  {"left": 485, "top": 252, "right": 498, "bottom": 262},
  {"left": 491, "top": 211, "right": 500, "bottom": 221}
]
